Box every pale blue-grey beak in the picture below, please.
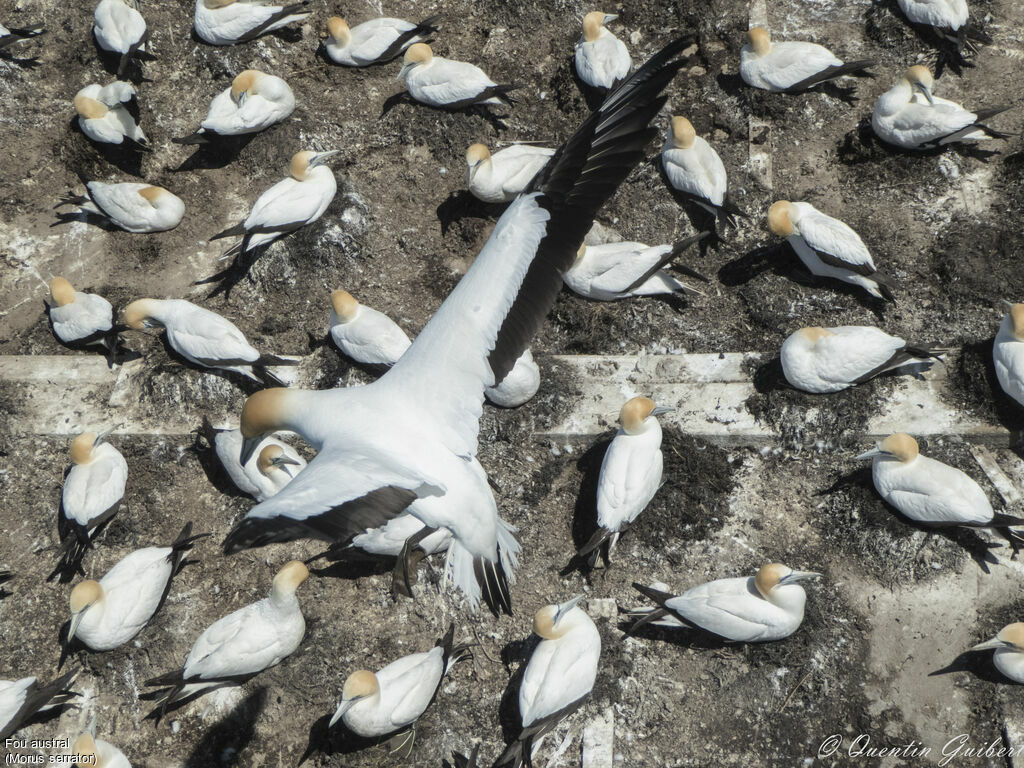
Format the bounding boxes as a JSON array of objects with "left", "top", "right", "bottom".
[
  {"left": 779, "top": 570, "right": 821, "bottom": 585},
  {"left": 555, "top": 594, "right": 586, "bottom": 622}
]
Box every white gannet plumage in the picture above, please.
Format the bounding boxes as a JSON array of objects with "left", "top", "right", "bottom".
[
  {"left": 0, "top": 23, "right": 44, "bottom": 51},
  {"left": 74, "top": 81, "right": 147, "bottom": 147},
  {"left": 564, "top": 235, "right": 706, "bottom": 300},
  {"left": 324, "top": 14, "right": 439, "bottom": 67},
  {"left": 0, "top": 672, "right": 79, "bottom": 740},
  {"left": 781, "top": 326, "right": 946, "bottom": 393},
  {"left": 972, "top": 623, "right": 1024, "bottom": 684},
  {"left": 328, "top": 289, "right": 411, "bottom": 367},
  {"left": 93, "top": 0, "right": 148, "bottom": 76},
  {"left": 398, "top": 43, "right": 516, "bottom": 109},
  {"left": 994, "top": 303, "right": 1024, "bottom": 409},
  {"left": 202, "top": 420, "right": 305, "bottom": 501},
  {"left": 662, "top": 116, "right": 741, "bottom": 222},
  {"left": 485, "top": 348, "right": 540, "bottom": 408},
  {"left": 47, "top": 277, "right": 115, "bottom": 349},
  {"left": 194, "top": 0, "right": 310, "bottom": 46},
  {"left": 466, "top": 143, "right": 556, "bottom": 204},
  {"left": 740, "top": 26, "right": 873, "bottom": 92},
  {"left": 175, "top": 69, "right": 294, "bottom": 144},
  {"left": 70, "top": 733, "right": 131, "bottom": 768},
  {"left": 57, "top": 182, "right": 184, "bottom": 233},
  {"left": 222, "top": 39, "right": 695, "bottom": 616},
  {"left": 574, "top": 11, "right": 631, "bottom": 91}
]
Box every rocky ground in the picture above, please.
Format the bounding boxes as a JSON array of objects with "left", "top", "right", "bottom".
[{"left": 2, "top": 0, "right": 1024, "bottom": 765}]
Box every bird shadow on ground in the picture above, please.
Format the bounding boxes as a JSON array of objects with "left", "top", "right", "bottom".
[
  {"left": 928, "top": 649, "right": 1008, "bottom": 684},
  {"left": 299, "top": 712, "right": 396, "bottom": 764},
  {"left": 306, "top": 555, "right": 393, "bottom": 582},
  {"left": 379, "top": 96, "right": 510, "bottom": 132},
  {"left": 497, "top": 635, "right": 538, "bottom": 743},
  {"left": 172, "top": 134, "right": 259, "bottom": 173},
  {"left": 715, "top": 72, "right": 746, "bottom": 99},
  {"left": 953, "top": 337, "right": 1024, "bottom": 438},
  {"left": 194, "top": 244, "right": 274, "bottom": 302},
  {"left": 188, "top": 426, "right": 253, "bottom": 501},
  {"left": 67, "top": 118, "right": 146, "bottom": 177},
  {"left": 91, "top": 37, "right": 154, "bottom": 84},
  {"left": 570, "top": 66, "right": 609, "bottom": 111},
  {"left": 184, "top": 687, "right": 267, "bottom": 766},
  {"left": 750, "top": 356, "right": 788, "bottom": 393},
  {"left": 0, "top": 51, "right": 41, "bottom": 67},
  {"left": 649, "top": 157, "right": 727, "bottom": 249},
  {"left": 435, "top": 190, "right": 505, "bottom": 236},
  {"left": 616, "top": 613, "right": 736, "bottom": 651},
  {"left": 560, "top": 437, "right": 610, "bottom": 578},
  {"left": 0, "top": 571, "right": 12, "bottom": 599}
]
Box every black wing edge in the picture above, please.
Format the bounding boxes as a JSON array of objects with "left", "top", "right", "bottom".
[
  {"left": 475, "top": 554, "right": 512, "bottom": 617},
  {"left": 492, "top": 694, "right": 591, "bottom": 768},
  {"left": 222, "top": 487, "right": 418, "bottom": 554},
  {"left": 452, "top": 744, "right": 481, "bottom": 768},
  {"left": 850, "top": 344, "right": 948, "bottom": 385},
  {"left": 621, "top": 232, "right": 709, "bottom": 293},
  {"left": 487, "top": 36, "right": 693, "bottom": 382},
  {"left": 784, "top": 59, "right": 876, "bottom": 93},
  {"left": 236, "top": 0, "right": 310, "bottom": 44},
  {"left": 0, "top": 670, "right": 80, "bottom": 740},
  {"left": 625, "top": 582, "right": 693, "bottom": 635},
  {"left": 375, "top": 14, "right": 442, "bottom": 63}
]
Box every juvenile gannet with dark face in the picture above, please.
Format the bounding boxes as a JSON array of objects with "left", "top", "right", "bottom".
[
  {"left": 174, "top": 69, "right": 295, "bottom": 144},
  {"left": 123, "top": 298, "right": 298, "bottom": 387},
  {"left": 494, "top": 596, "right": 601, "bottom": 768},
  {"left": 93, "top": 0, "right": 148, "bottom": 76},
  {"left": 995, "top": 302, "right": 1024, "bottom": 409},
  {"left": 56, "top": 181, "right": 184, "bottom": 233},
  {"left": 144, "top": 561, "right": 308, "bottom": 718},
  {"left": 328, "top": 625, "right": 469, "bottom": 739},
  {"left": 0, "top": 672, "right": 79, "bottom": 740},
  {"left": 972, "top": 623, "right": 1024, "bottom": 683},
  {"left": 872, "top": 66, "right": 1010, "bottom": 150},
  {"left": 466, "top": 143, "right": 555, "bottom": 204},
  {"left": 662, "top": 116, "right": 745, "bottom": 224},
  {"left": 0, "top": 23, "right": 44, "bottom": 51},
  {"left": 200, "top": 417, "right": 305, "bottom": 501},
  {"left": 574, "top": 11, "right": 631, "bottom": 91},
  {"left": 194, "top": 0, "right": 310, "bottom": 46},
  {"left": 768, "top": 200, "right": 895, "bottom": 302},
  {"left": 577, "top": 396, "right": 669, "bottom": 566},
  {"left": 856, "top": 433, "right": 1024, "bottom": 531},
  {"left": 47, "top": 277, "right": 123, "bottom": 360},
  {"left": 50, "top": 432, "right": 128, "bottom": 582},
  {"left": 741, "top": 26, "right": 874, "bottom": 93},
  {"left": 324, "top": 14, "right": 440, "bottom": 67},
  {"left": 64, "top": 523, "right": 204, "bottom": 659},
  {"left": 627, "top": 563, "right": 821, "bottom": 641},
  {"left": 781, "top": 325, "right": 948, "bottom": 393},
  {"left": 221, "top": 38, "right": 695, "bottom": 617},
  {"left": 209, "top": 150, "right": 338, "bottom": 256},
  {"left": 74, "top": 81, "right": 147, "bottom": 148},
  {"left": 564, "top": 234, "right": 708, "bottom": 300},
  {"left": 397, "top": 43, "right": 517, "bottom": 109},
  {"left": 328, "top": 288, "right": 411, "bottom": 367}
]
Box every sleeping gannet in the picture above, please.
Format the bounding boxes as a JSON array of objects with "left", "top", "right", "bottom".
[
  {"left": 50, "top": 432, "right": 128, "bottom": 582},
  {"left": 328, "top": 288, "right": 411, "bottom": 367},
  {"left": 194, "top": 0, "right": 310, "bottom": 46},
  {"left": 872, "top": 65, "right": 1010, "bottom": 150},
  {"left": 93, "top": 0, "right": 148, "bottom": 77},
  {"left": 626, "top": 564, "right": 820, "bottom": 641},
  {"left": 201, "top": 418, "right": 305, "bottom": 501},
  {"left": 768, "top": 200, "right": 895, "bottom": 301},
  {"left": 896, "top": 0, "right": 988, "bottom": 53},
  {"left": 494, "top": 597, "right": 601, "bottom": 768},
  {"left": 466, "top": 143, "right": 555, "bottom": 204},
  {"left": 221, "top": 38, "right": 695, "bottom": 616},
  {"left": 0, "top": 23, "right": 44, "bottom": 51},
  {"left": 856, "top": 433, "right": 1024, "bottom": 531},
  {"left": 781, "top": 326, "right": 947, "bottom": 393},
  {"left": 574, "top": 11, "right": 631, "bottom": 91},
  {"left": 74, "top": 81, "right": 147, "bottom": 148},
  {"left": 47, "top": 277, "right": 122, "bottom": 359},
  {"left": 972, "top": 623, "right": 1024, "bottom": 683},
  {"left": 485, "top": 349, "right": 540, "bottom": 408},
  {"left": 328, "top": 625, "right": 469, "bottom": 738},
  {"left": 0, "top": 672, "right": 79, "bottom": 740},
  {"left": 65, "top": 523, "right": 205, "bottom": 657},
  {"left": 145, "top": 561, "right": 308, "bottom": 717},
  {"left": 577, "top": 397, "right": 668, "bottom": 565},
  {"left": 662, "top": 116, "right": 744, "bottom": 223},
  {"left": 324, "top": 14, "right": 440, "bottom": 67},
  {"left": 398, "top": 43, "right": 516, "bottom": 110},
  {"left": 564, "top": 234, "right": 708, "bottom": 300},
  {"left": 71, "top": 733, "right": 130, "bottom": 768},
  {"left": 174, "top": 69, "right": 294, "bottom": 144},
  {"left": 994, "top": 302, "right": 1024, "bottom": 409},
  {"left": 741, "top": 27, "right": 873, "bottom": 93},
  {"left": 123, "top": 298, "right": 298, "bottom": 386},
  {"left": 210, "top": 150, "right": 338, "bottom": 255},
  {"left": 56, "top": 182, "right": 183, "bottom": 233}
]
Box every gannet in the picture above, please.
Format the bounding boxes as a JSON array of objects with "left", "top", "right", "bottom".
[
  {"left": 71, "top": 733, "right": 130, "bottom": 768},
  {"left": 324, "top": 14, "right": 440, "bottom": 67},
  {"left": 0, "top": 672, "right": 79, "bottom": 740},
  {"left": 768, "top": 201, "right": 895, "bottom": 301},
  {"left": 494, "top": 596, "right": 601, "bottom": 768},
  {"left": 50, "top": 432, "right": 128, "bottom": 582},
  {"left": 741, "top": 27, "right": 874, "bottom": 93},
  {"left": 856, "top": 433, "right": 1024, "bottom": 531},
  {"left": 626, "top": 564, "right": 820, "bottom": 641},
  {"left": 577, "top": 397, "right": 668, "bottom": 565},
  {"left": 174, "top": 69, "right": 295, "bottom": 144},
  {"left": 93, "top": 0, "right": 148, "bottom": 77},
  {"left": 145, "top": 560, "right": 308, "bottom": 717},
  {"left": 466, "top": 143, "right": 555, "bottom": 204},
  {"left": 662, "top": 116, "right": 744, "bottom": 223},
  {"left": 220, "top": 38, "right": 694, "bottom": 616},
  {"left": 201, "top": 418, "right": 305, "bottom": 501},
  {"left": 872, "top": 65, "right": 1011, "bottom": 150},
  {"left": 194, "top": 0, "right": 310, "bottom": 46},
  {"left": 994, "top": 302, "right": 1024, "bottom": 409},
  {"left": 781, "top": 326, "right": 947, "bottom": 393},
  {"left": 397, "top": 43, "right": 516, "bottom": 110},
  {"left": 896, "top": 0, "right": 987, "bottom": 52},
  {"left": 574, "top": 11, "right": 631, "bottom": 91},
  {"left": 56, "top": 181, "right": 184, "bottom": 233},
  {"left": 74, "top": 81, "right": 147, "bottom": 148},
  {"left": 123, "top": 298, "right": 298, "bottom": 386},
  {"left": 972, "top": 623, "right": 1024, "bottom": 683},
  {"left": 210, "top": 150, "right": 338, "bottom": 255},
  {"left": 346, "top": 514, "right": 452, "bottom": 560},
  {"left": 485, "top": 349, "right": 540, "bottom": 408},
  {"left": 328, "top": 625, "right": 469, "bottom": 737},
  {"left": 0, "top": 23, "right": 43, "bottom": 51},
  {"left": 328, "top": 288, "right": 411, "bottom": 367},
  {"left": 564, "top": 234, "right": 708, "bottom": 300},
  {"left": 65, "top": 523, "right": 205, "bottom": 656},
  {"left": 47, "top": 277, "right": 122, "bottom": 358}
]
